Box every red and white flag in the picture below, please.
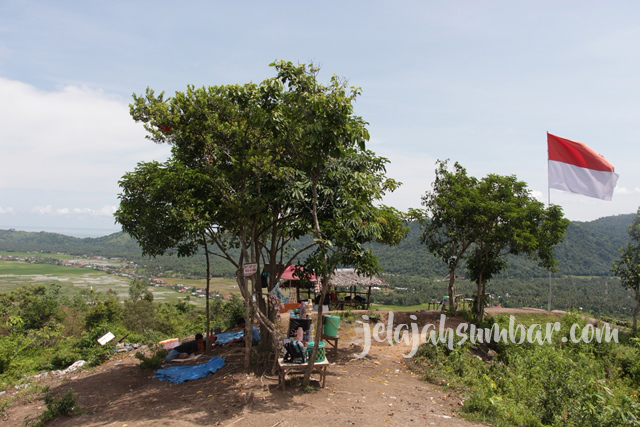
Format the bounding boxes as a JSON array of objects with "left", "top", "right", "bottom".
[{"left": 548, "top": 133, "right": 618, "bottom": 201}]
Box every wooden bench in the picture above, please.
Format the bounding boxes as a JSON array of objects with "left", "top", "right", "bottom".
[{"left": 277, "top": 358, "right": 329, "bottom": 390}]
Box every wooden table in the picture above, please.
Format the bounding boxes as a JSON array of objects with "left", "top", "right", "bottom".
[{"left": 277, "top": 358, "right": 329, "bottom": 390}]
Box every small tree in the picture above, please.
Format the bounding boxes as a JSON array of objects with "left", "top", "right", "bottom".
[
  {"left": 612, "top": 207, "right": 640, "bottom": 333},
  {"left": 466, "top": 173, "right": 569, "bottom": 321},
  {"left": 128, "top": 278, "right": 153, "bottom": 302},
  {"left": 410, "top": 160, "right": 481, "bottom": 311}
]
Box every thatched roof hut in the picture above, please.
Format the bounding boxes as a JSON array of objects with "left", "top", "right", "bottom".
[
  {"left": 276, "top": 267, "right": 386, "bottom": 310},
  {"left": 329, "top": 269, "right": 388, "bottom": 288},
  {"left": 326, "top": 269, "right": 387, "bottom": 310}
]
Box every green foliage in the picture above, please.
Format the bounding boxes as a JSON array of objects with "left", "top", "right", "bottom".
[
  {"left": 338, "top": 309, "right": 356, "bottom": 323},
  {"left": 411, "top": 161, "right": 569, "bottom": 320},
  {"left": 412, "top": 315, "right": 640, "bottom": 427},
  {"left": 135, "top": 347, "right": 167, "bottom": 370},
  {"left": 26, "top": 390, "right": 80, "bottom": 426},
  {"left": 612, "top": 207, "right": 640, "bottom": 332},
  {"left": 14, "top": 284, "right": 65, "bottom": 331},
  {"left": 0, "top": 336, "right": 16, "bottom": 374},
  {"left": 49, "top": 347, "right": 82, "bottom": 370},
  {"left": 84, "top": 298, "right": 122, "bottom": 329},
  {"left": 366, "top": 309, "right": 381, "bottom": 323},
  {"left": 128, "top": 278, "right": 154, "bottom": 302}
]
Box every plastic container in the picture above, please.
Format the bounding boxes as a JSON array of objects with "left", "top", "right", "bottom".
[
  {"left": 304, "top": 323, "right": 314, "bottom": 343},
  {"left": 306, "top": 342, "right": 326, "bottom": 362},
  {"left": 288, "top": 318, "right": 312, "bottom": 338},
  {"left": 323, "top": 315, "right": 340, "bottom": 337}
]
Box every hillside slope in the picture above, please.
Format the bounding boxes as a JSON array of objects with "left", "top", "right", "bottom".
[{"left": 0, "top": 213, "right": 635, "bottom": 279}]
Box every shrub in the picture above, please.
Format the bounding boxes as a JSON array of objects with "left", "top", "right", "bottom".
[
  {"left": 0, "top": 337, "right": 15, "bottom": 374},
  {"left": 49, "top": 348, "right": 82, "bottom": 370},
  {"left": 135, "top": 347, "right": 167, "bottom": 370},
  {"left": 25, "top": 390, "right": 81, "bottom": 427},
  {"left": 366, "top": 310, "right": 381, "bottom": 323}
]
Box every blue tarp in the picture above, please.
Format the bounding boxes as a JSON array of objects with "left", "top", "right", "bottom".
[
  {"left": 154, "top": 357, "right": 225, "bottom": 384},
  {"left": 214, "top": 331, "right": 244, "bottom": 345}
]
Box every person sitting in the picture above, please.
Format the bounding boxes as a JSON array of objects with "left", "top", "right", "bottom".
[
  {"left": 163, "top": 333, "right": 205, "bottom": 362},
  {"left": 226, "top": 318, "right": 260, "bottom": 346}
]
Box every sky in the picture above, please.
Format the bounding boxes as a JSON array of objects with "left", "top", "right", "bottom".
[{"left": 1, "top": 1, "right": 640, "bottom": 237}]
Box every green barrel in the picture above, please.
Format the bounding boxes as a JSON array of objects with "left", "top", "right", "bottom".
[
  {"left": 306, "top": 342, "right": 326, "bottom": 362},
  {"left": 323, "top": 315, "right": 340, "bottom": 337}
]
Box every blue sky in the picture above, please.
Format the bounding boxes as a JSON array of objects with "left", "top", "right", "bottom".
[{"left": 1, "top": 1, "right": 640, "bottom": 236}]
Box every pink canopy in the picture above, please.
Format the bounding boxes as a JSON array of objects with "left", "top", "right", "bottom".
[{"left": 279, "top": 265, "right": 317, "bottom": 282}]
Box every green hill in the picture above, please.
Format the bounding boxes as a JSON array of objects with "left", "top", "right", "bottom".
[{"left": 1, "top": 213, "right": 635, "bottom": 279}]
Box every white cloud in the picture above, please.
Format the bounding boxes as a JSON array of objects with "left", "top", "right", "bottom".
[
  {"left": 72, "top": 205, "right": 116, "bottom": 217},
  {"left": 30, "top": 204, "right": 117, "bottom": 218},
  {"left": 0, "top": 206, "right": 15, "bottom": 214},
  {"left": 0, "top": 78, "right": 169, "bottom": 195},
  {"left": 32, "top": 204, "right": 53, "bottom": 215},
  {"left": 614, "top": 187, "right": 640, "bottom": 195},
  {"left": 530, "top": 190, "right": 544, "bottom": 203}
]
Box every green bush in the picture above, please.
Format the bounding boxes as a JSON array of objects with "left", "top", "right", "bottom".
[
  {"left": 135, "top": 347, "right": 167, "bottom": 370},
  {"left": 49, "top": 348, "right": 82, "bottom": 370},
  {"left": 27, "top": 390, "right": 81, "bottom": 426},
  {"left": 411, "top": 314, "right": 640, "bottom": 427},
  {"left": 0, "top": 337, "right": 15, "bottom": 374}
]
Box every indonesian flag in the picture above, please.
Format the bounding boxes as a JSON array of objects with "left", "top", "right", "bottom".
[{"left": 548, "top": 133, "right": 618, "bottom": 201}]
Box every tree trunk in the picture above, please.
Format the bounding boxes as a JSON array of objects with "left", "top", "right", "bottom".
[
  {"left": 633, "top": 290, "right": 639, "bottom": 334},
  {"left": 475, "top": 271, "right": 485, "bottom": 322},
  {"left": 448, "top": 266, "right": 456, "bottom": 311},
  {"left": 244, "top": 286, "right": 252, "bottom": 369},
  {"left": 303, "top": 176, "right": 326, "bottom": 386},
  {"left": 203, "top": 235, "right": 212, "bottom": 354}
]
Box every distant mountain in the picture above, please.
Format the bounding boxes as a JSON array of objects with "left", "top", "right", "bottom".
[
  {"left": 368, "top": 213, "right": 636, "bottom": 279},
  {"left": 0, "top": 213, "right": 636, "bottom": 279}
]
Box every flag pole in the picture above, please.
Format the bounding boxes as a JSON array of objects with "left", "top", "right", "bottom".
[{"left": 547, "top": 132, "right": 552, "bottom": 312}]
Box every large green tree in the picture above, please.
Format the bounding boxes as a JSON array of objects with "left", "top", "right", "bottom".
[
  {"left": 116, "top": 61, "right": 407, "bottom": 371},
  {"left": 612, "top": 207, "right": 640, "bottom": 332}
]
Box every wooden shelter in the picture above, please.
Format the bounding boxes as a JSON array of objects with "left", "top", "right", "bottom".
[
  {"left": 278, "top": 266, "right": 387, "bottom": 310},
  {"left": 328, "top": 269, "right": 388, "bottom": 310}
]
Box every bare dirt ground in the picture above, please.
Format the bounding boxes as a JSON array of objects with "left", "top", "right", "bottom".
[{"left": 1, "top": 311, "right": 501, "bottom": 427}]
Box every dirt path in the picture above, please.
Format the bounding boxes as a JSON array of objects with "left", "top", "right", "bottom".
[{"left": 3, "top": 312, "right": 488, "bottom": 427}]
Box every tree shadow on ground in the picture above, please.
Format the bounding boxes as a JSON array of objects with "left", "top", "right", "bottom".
[{"left": 44, "top": 348, "right": 311, "bottom": 427}]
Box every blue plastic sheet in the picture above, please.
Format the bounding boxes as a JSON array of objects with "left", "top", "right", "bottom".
[
  {"left": 214, "top": 331, "right": 244, "bottom": 345},
  {"left": 154, "top": 357, "right": 225, "bottom": 384}
]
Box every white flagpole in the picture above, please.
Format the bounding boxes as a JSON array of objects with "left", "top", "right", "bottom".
[{"left": 547, "top": 133, "right": 552, "bottom": 312}]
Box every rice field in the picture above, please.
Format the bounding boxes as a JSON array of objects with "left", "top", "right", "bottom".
[{"left": 0, "top": 260, "right": 239, "bottom": 307}]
